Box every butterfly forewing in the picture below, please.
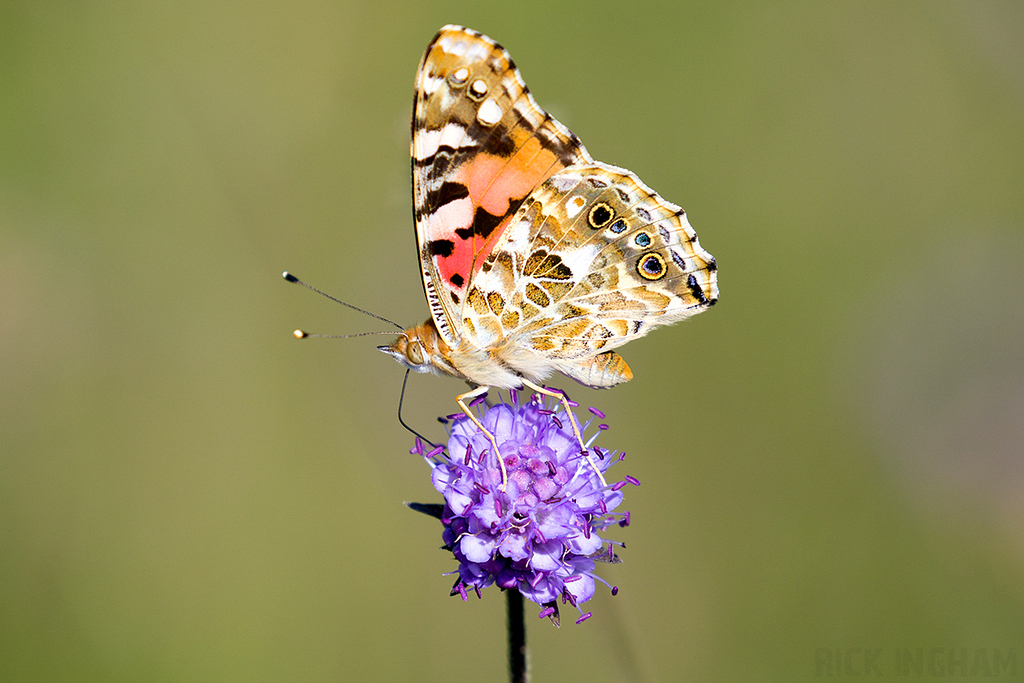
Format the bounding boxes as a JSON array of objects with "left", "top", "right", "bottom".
[{"left": 412, "top": 25, "right": 591, "bottom": 346}]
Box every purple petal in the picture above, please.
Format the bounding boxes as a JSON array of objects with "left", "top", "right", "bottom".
[
  {"left": 460, "top": 533, "right": 498, "bottom": 563},
  {"left": 564, "top": 574, "right": 596, "bottom": 605},
  {"left": 498, "top": 529, "right": 530, "bottom": 561},
  {"left": 528, "top": 540, "right": 563, "bottom": 571},
  {"left": 567, "top": 529, "right": 603, "bottom": 556}
]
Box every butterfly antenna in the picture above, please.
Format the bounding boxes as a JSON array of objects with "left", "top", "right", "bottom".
[
  {"left": 282, "top": 271, "right": 404, "bottom": 330},
  {"left": 292, "top": 330, "right": 402, "bottom": 340},
  {"left": 398, "top": 369, "right": 440, "bottom": 451}
]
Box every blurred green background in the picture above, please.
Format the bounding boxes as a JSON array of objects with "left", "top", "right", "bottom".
[{"left": 3, "top": 1, "right": 1023, "bottom": 680}]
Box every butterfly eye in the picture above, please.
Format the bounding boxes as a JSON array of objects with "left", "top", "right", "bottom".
[
  {"left": 588, "top": 203, "right": 615, "bottom": 229},
  {"left": 407, "top": 340, "right": 425, "bottom": 365},
  {"left": 637, "top": 253, "right": 667, "bottom": 280}
]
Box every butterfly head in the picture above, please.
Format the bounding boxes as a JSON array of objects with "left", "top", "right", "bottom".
[{"left": 378, "top": 320, "right": 458, "bottom": 378}]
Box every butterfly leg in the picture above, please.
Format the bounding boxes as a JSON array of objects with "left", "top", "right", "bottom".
[
  {"left": 456, "top": 385, "right": 509, "bottom": 490},
  {"left": 520, "top": 379, "right": 607, "bottom": 487}
]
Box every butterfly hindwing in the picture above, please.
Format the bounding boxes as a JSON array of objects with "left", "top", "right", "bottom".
[
  {"left": 461, "top": 162, "right": 718, "bottom": 370},
  {"left": 412, "top": 25, "right": 591, "bottom": 346}
]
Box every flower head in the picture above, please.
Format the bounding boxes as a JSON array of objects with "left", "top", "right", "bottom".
[{"left": 411, "top": 390, "right": 634, "bottom": 624}]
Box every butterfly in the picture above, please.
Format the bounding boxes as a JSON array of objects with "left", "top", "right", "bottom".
[{"left": 379, "top": 26, "right": 718, "bottom": 487}]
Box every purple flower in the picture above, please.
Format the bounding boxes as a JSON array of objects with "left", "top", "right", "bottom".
[{"left": 410, "top": 390, "right": 634, "bottom": 624}]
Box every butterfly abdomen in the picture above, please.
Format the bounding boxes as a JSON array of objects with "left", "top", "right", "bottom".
[{"left": 558, "top": 351, "right": 634, "bottom": 389}]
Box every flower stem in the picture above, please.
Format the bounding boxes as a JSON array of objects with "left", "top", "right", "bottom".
[{"left": 507, "top": 588, "right": 527, "bottom": 683}]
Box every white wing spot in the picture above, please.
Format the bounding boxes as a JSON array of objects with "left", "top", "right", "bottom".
[
  {"left": 421, "top": 74, "right": 444, "bottom": 96},
  {"left": 471, "top": 79, "right": 488, "bottom": 97},
  {"left": 506, "top": 218, "right": 532, "bottom": 248},
  {"left": 414, "top": 129, "right": 442, "bottom": 161},
  {"left": 413, "top": 122, "right": 472, "bottom": 161},
  {"left": 566, "top": 195, "right": 587, "bottom": 217},
  {"left": 438, "top": 122, "right": 470, "bottom": 153},
  {"left": 450, "top": 67, "right": 469, "bottom": 85},
  {"left": 550, "top": 172, "right": 581, "bottom": 193},
  {"left": 437, "top": 34, "right": 456, "bottom": 53},
  {"left": 477, "top": 99, "right": 503, "bottom": 126},
  {"left": 463, "top": 43, "right": 490, "bottom": 63},
  {"left": 561, "top": 243, "right": 599, "bottom": 275}
]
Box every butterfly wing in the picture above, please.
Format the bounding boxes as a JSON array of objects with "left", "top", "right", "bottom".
[
  {"left": 463, "top": 162, "right": 718, "bottom": 385},
  {"left": 412, "top": 25, "right": 591, "bottom": 346}
]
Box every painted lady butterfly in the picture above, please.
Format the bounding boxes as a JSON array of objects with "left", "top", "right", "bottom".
[{"left": 380, "top": 26, "right": 718, "bottom": 486}]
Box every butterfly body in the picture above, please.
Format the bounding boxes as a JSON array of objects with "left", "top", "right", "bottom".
[{"left": 382, "top": 24, "right": 717, "bottom": 395}]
